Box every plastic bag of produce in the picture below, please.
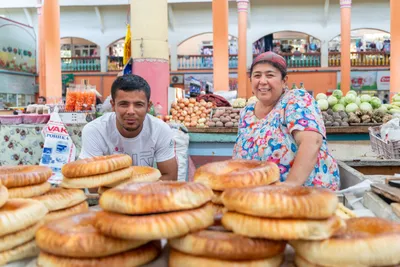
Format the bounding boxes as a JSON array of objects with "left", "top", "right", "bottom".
[
  {"left": 380, "top": 118, "right": 400, "bottom": 142},
  {"left": 40, "top": 111, "right": 76, "bottom": 184},
  {"left": 168, "top": 123, "right": 189, "bottom": 181}
]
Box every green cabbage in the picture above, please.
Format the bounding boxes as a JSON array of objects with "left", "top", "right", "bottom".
[
  {"left": 370, "top": 97, "right": 382, "bottom": 109},
  {"left": 355, "top": 97, "right": 361, "bottom": 106},
  {"left": 345, "top": 94, "right": 357, "bottom": 105},
  {"left": 346, "top": 90, "right": 358, "bottom": 97},
  {"left": 332, "top": 90, "right": 343, "bottom": 99},
  {"left": 327, "top": 96, "right": 338, "bottom": 107},
  {"left": 360, "top": 94, "right": 372, "bottom": 103},
  {"left": 316, "top": 93, "right": 328, "bottom": 101},
  {"left": 317, "top": 99, "right": 329, "bottom": 111},
  {"left": 339, "top": 98, "right": 347, "bottom": 106},
  {"left": 345, "top": 103, "right": 359, "bottom": 113},
  {"left": 360, "top": 102, "right": 373, "bottom": 113},
  {"left": 392, "top": 95, "right": 400, "bottom": 102},
  {"left": 332, "top": 104, "right": 345, "bottom": 112}
]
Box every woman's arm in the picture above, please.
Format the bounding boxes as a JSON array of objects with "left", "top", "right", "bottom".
[{"left": 284, "top": 130, "right": 323, "bottom": 185}]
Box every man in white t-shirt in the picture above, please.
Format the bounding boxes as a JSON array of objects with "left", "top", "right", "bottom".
[{"left": 80, "top": 74, "right": 178, "bottom": 181}]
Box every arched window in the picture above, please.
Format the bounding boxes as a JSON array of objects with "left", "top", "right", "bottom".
[
  {"left": 60, "top": 37, "right": 99, "bottom": 58},
  {"left": 253, "top": 31, "right": 322, "bottom": 68}
]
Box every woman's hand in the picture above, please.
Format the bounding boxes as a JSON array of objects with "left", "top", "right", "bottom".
[{"left": 285, "top": 130, "right": 323, "bottom": 185}]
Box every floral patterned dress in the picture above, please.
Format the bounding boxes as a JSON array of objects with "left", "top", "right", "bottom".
[{"left": 233, "top": 89, "right": 340, "bottom": 191}]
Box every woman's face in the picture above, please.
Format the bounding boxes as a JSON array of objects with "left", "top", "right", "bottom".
[{"left": 251, "top": 63, "right": 287, "bottom": 105}]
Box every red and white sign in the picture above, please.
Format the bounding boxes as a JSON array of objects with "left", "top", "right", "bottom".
[{"left": 377, "top": 71, "right": 390, "bottom": 90}]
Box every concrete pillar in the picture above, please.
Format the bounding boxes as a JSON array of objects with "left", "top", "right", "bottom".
[
  {"left": 130, "top": 0, "right": 170, "bottom": 115},
  {"left": 390, "top": 0, "right": 400, "bottom": 95},
  {"left": 340, "top": 0, "right": 352, "bottom": 94},
  {"left": 170, "top": 43, "right": 178, "bottom": 71},
  {"left": 100, "top": 46, "right": 108, "bottom": 73},
  {"left": 237, "top": 0, "right": 249, "bottom": 98},
  {"left": 38, "top": 0, "right": 62, "bottom": 100},
  {"left": 212, "top": 0, "right": 229, "bottom": 92},
  {"left": 321, "top": 40, "right": 329, "bottom": 68}
]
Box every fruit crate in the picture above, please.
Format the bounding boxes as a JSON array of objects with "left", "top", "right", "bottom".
[{"left": 368, "top": 126, "right": 400, "bottom": 159}]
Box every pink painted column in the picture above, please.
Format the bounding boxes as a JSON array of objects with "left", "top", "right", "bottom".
[
  {"left": 390, "top": 0, "right": 400, "bottom": 95},
  {"left": 130, "top": 0, "right": 169, "bottom": 115},
  {"left": 237, "top": 0, "right": 249, "bottom": 98},
  {"left": 340, "top": 0, "right": 352, "bottom": 94}
]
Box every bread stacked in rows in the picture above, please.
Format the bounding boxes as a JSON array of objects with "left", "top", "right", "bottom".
[
  {"left": 35, "top": 212, "right": 161, "bottom": 267},
  {"left": 97, "top": 165, "right": 161, "bottom": 195},
  {"left": 221, "top": 185, "right": 344, "bottom": 241},
  {"left": 60, "top": 154, "right": 134, "bottom": 189},
  {"left": 194, "top": 159, "right": 280, "bottom": 223},
  {"left": 0, "top": 166, "right": 52, "bottom": 199},
  {"left": 290, "top": 217, "right": 400, "bottom": 266},
  {"left": 168, "top": 228, "right": 286, "bottom": 266},
  {"left": 32, "top": 188, "right": 88, "bottom": 223},
  {"left": 0, "top": 165, "right": 91, "bottom": 224},
  {"left": 33, "top": 180, "right": 215, "bottom": 266},
  {"left": 0, "top": 180, "right": 48, "bottom": 265},
  {"left": 95, "top": 181, "right": 214, "bottom": 241}
]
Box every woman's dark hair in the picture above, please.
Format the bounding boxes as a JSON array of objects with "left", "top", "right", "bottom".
[
  {"left": 249, "top": 60, "right": 287, "bottom": 80},
  {"left": 111, "top": 74, "right": 151, "bottom": 101}
]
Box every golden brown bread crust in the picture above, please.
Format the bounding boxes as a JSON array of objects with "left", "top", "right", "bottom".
[
  {"left": 211, "top": 190, "right": 223, "bottom": 205},
  {"left": 0, "top": 184, "right": 8, "bottom": 208},
  {"left": 61, "top": 167, "right": 133, "bottom": 189},
  {"left": 43, "top": 201, "right": 89, "bottom": 223},
  {"left": 222, "top": 212, "right": 345, "bottom": 241},
  {"left": 194, "top": 160, "right": 280, "bottom": 190},
  {"left": 36, "top": 241, "right": 161, "bottom": 267},
  {"left": 101, "top": 166, "right": 161, "bottom": 188},
  {"left": 290, "top": 217, "right": 400, "bottom": 266},
  {"left": 294, "top": 254, "right": 335, "bottom": 267},
  {"left": 0, "top": 221, "right": 42, "bottom": 253},
  {"left": 0, "top": 199, "right": 48, "bottom": 236},
  {"left": 95, "top": 203, "right": 214, "bottom": 240},
  {"left": 61, "top": 154, "right": 132, "bottom": 178},
  {"left": 0, "top": 165, "right": 52, "bottom": 188},
  {"left": 169, "top": 249, "right": 284, "bottom": 267},
  {"left": 0, "top": 240, "right": 39, "bottom": 266},
  {"left": 221, "top": 185, "right": 338, "bottom": 219},
  {"left": 36, "top": 212, "right": 148, "bottom": 258},
  {"left": 169, "top": 229, "right": 286, "bottom": 260},
  {"left": 32, "top": 188, "right": 87, "bottom": 211},
  {"left": 8, "top": 182, "right": 51, "bottom": 199},
  {"left": 100, "top": 181, "right": 213, "bottom": 214}
]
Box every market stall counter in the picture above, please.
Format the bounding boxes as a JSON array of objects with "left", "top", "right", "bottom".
[
  {"left": 0, "top": 123, "right": 382, "bottom": 168},
  {"left": 187, "top": 126, "right": 372, "bottom": 158}
]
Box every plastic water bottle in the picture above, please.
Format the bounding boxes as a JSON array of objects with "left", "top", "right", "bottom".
[{"left": 154, "top": 102, "right": 163, "bottom": 116}]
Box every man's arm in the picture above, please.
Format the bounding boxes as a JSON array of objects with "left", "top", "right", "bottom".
[
  {"left": 154, "top": 123, "right": 178, "bottom": 181},
  {"left": 157, "top": 157, "right": 178, "bottom": 181}
]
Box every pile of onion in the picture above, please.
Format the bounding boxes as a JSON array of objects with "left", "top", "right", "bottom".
[{"left": 165, "top": 98, "right": 214, "bottom": 128}]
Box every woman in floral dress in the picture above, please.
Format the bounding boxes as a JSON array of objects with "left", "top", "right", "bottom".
[{"left": 233, "top": 52, "right": 340, "bottom": 191}]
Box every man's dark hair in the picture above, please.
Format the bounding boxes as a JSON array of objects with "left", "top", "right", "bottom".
[
  {"left": 111, "top": 74, "right": 151, "bottom": 101},
  {"left": 38, "top": 96, "right": 46, "bottom": 102}
]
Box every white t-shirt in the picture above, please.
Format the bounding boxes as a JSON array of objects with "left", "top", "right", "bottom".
[{"left": 79, "top": 113, "right": 175, "bottom": 167}]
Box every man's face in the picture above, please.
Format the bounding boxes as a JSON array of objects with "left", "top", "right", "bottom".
[
  {"left": 111, "top": 89, "right": 149, "bottom": 136},
  {"left": 38, "top": 98, "right": 45, "bottom": 104}
]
